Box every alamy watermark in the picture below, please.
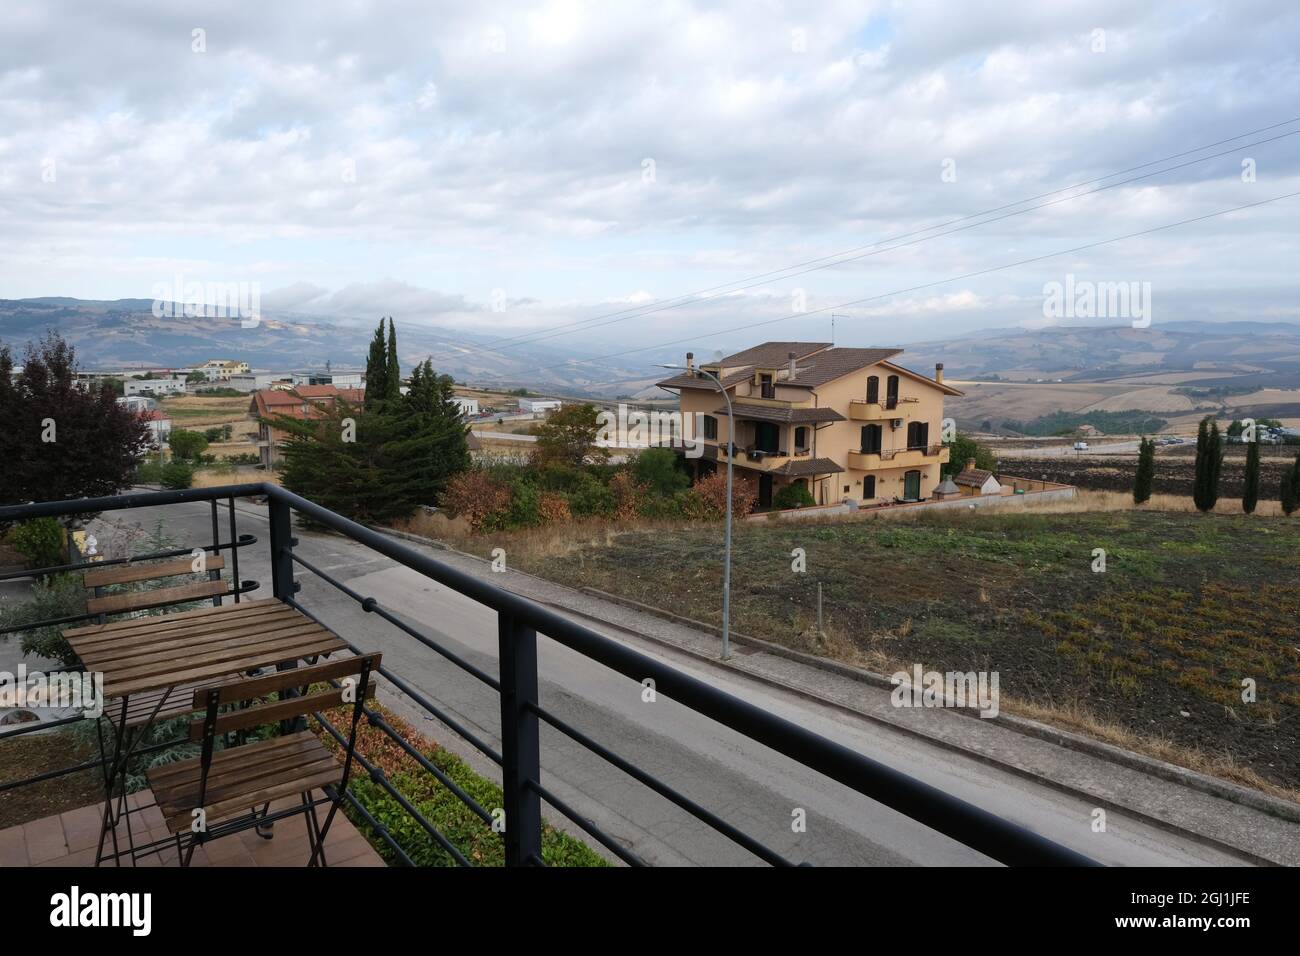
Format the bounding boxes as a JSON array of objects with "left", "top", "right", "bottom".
[
  {"left": 596, "top": 404, "right": 707, "bottom": 458},
  {"left": 0, "top": 665, "right": 103, "bottom": 719},
  {"left": 150, "top": 273, "right": 262, "bottom": 328},
  {"left": 1042, "top": 274, "right": 1151, "bottom": 328},
  {"left": 890, "top": 664, "right": 999, "bottom": 718}
]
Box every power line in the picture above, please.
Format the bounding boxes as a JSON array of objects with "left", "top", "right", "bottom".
[
  {"left": 528, "top": 189, "right": 1300, "bottom": 377},
  {"left": 423, "top": 116, "right": 1300, "bottom": 364}
]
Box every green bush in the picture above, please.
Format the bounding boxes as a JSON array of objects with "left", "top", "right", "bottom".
[
  {"left": 535, "top": 462, "right": 587, "bottom": 493},
  {"left": 633, "top": 447, "right": 690, "bottom": 497},
  {"left": 9, "top": 518, "right": 65, "bottom": 569},
  {"left": 161, "top": 461, "right": 195, "bottom": 489},
  {"left": 507, "top": 481, "right": 542, "bottom": 528},
  {"left": 346, "top": 748, "right": 606, "bottom": 867},
  {"left": 168, "top": 428, "right": 209, "bottom": 461},
  {"left": 569, "top": 477, "right": 616, "bottom": 518},
  {"left": 772, "top": 482, "right": 815, "bottom": 510},
  {"left": 0, "top": 573, "right": 86, "bottom": 666}
]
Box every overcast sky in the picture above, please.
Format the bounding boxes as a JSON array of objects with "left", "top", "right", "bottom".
[{"left": 1, "top": 0, "right": 1297, "bottom": 361}]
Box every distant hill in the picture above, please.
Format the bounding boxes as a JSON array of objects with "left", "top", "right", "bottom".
[
  {"left": 0, "top": 297, "right": 650, "bottom": 396},
  {"left": 899, "top": 322, "right": 1300, "bottom": 388}
]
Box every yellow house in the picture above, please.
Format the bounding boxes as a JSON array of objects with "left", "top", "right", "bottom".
[{"left": 655, "top": 342, "right": 962, "bottom": 509}]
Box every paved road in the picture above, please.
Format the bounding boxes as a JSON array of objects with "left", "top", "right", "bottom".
[
  {"left": 83, "top": 499, "right": 1253, "bottom": 867},
  {"left": 995, "top": 440, "right": 1144, "bottom": 458}
]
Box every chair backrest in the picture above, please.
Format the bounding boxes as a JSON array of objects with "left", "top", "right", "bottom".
[
  {"left": 187, "top": 652, "right": 382, "bottom": 815},
  {"left": 82, "top": 553, "right": 227, "bottom": 616},
  {"left": 187, "top": 652, "right": 381, "bottom": 741}
]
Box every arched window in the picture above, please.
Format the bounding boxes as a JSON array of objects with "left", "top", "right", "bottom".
[
  {"left": 866, "top": 376, "right": 879, "bottom": 404},
  {"left": 860, "top": 424, "right": 882, "bottom": 454},
  {"left": 886, "top": 375, "right": 900, "bottom": 409}
]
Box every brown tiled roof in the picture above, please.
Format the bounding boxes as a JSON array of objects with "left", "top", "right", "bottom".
[
  {"left": 953, "top": 468, "right": 996, "bottom": 488},
  {"left": 714, "top": 403, "right": 845, "bottom": 424},
  {"left": 466, "top": 429, "right": 482, "bottom": 451},
  {"left": 249, "top": 386, "right": 364, "bottom": 421},
  {"left": 780, "top": 347, "right": 903, "bottom": 388},
  {"left": 655, "top": 368, "right": 753, "bottom": 390},
  {"left": 772, "top": 456, "right": 845, "bottom": 476},
  {"left": 712, "top": 342, "right": 831, "bottom": 369}
]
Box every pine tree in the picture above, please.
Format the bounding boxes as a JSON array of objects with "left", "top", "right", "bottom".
[
  {"left": 1133, "top": 436, "right": 1155, "bottom": 504},
  {"left": 1192, "top": 416, "right": 1223, "bottom": 513},
  {"left": 1242, "top": 435, "right": 1260, "bottom": 514}
]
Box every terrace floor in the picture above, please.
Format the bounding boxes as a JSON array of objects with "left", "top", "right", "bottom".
[{"left": 0, "top": 791, "right": 385, "bottom": 867}]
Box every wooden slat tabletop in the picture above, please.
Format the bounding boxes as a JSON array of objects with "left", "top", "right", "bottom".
[{"left": 65, "top": 599, "right": 346, "bottom": 700}]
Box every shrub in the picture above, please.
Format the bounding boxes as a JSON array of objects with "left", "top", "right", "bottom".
[
  {"left": 160, "top": 460, "right": 195, "bottom": 489},
  {"left": 441, "top": 469, "right": 513, "bottom": 532},
  {"left": 168, "top": 428, "right": 209, "bottom": 461},
  {"left": 569, "top": 477, "right": 616, "bottom": 518},
  {"left": 689, "top": 470, "right": 757, "bottom": 518},
  {"left": 609, "top": 471, "right": 647, "bottom": 521},
  {"left": 632, "top": 447, "right": 690, "bottom": 497},
  {"left": 507, "top": 481, "right": 542, "bottom": 528},
  {"left": 538, "top": 491, "right": 572, "bottom": 523},
  {"left": 0, "top": 573, "right": 86, "bottom": 667},
  {"left": 772, "top": 482, "right": 815, "bottom": 510},
  {"left": 535, "top": 462, "right": 587, "bottom": 493},
  {"left": 9, "top": 518, "right": 65, "bottom": 570}
]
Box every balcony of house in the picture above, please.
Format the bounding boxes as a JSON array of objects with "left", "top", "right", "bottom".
[
  {"left": 848, "top": 443, "right": 950, "bottom": 470},
  {"left": 0, "top": 484, "right": 1090, "bottom": 869},
  {"left": 716, "top": 442, "right": 814, "bottom": 473},
  {"left": 848, "top": 396, "right": 920, "bottom": 421}
]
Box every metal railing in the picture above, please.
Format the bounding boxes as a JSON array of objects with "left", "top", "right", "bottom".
[{"left": 0, "top": 483, "right": 1098, "bottom": 867}]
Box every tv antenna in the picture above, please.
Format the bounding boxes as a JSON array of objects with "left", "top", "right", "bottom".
[{"left": 830, "top": 313, "right": 850, "bottom": 345}]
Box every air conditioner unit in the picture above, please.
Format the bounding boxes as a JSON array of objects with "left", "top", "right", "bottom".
[{"left": 891, "top": 418, "right": 904, "bottom": 429}]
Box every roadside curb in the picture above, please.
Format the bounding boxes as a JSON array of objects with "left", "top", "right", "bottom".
[{"left": 375, "top": 527, "right": 1298, "bottom": 863}]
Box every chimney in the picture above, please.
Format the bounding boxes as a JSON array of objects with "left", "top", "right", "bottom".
[
  {"left": 935, "top": 362, "right": 944, "bottom": 384},
  {"left": 686, "top": 352, "right": 695, "bottom": 375},
  {"left": 965, "top": 457, "right": 976, "bottom": 472},
  {"left": 788, "top": 351, "right": 797, "bottom": 380}
]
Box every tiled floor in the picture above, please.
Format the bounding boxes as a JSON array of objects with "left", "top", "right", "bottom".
[{"left": 0, "top": 790, "right": 385, "bottom": 867}]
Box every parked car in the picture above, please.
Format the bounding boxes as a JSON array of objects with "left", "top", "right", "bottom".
[{"left": 1073, "top": 441, "right": 1089, "bottom": 451}]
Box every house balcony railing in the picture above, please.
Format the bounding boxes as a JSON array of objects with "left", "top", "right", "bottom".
[
  {"left": 0, "top": 483, "right": 1093, "bottom": 867},
  {"left": 848, "top": 444, "right": 950, "bottom": 470},
  {"left": 716, "top": 443, "right": 812, "bottom": 472}
]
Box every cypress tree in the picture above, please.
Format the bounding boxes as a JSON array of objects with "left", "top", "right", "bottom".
[
  {"left": 1242, "top": 435, "right": 1260, "bottom": 514},
  {"left": 1133, "top": 436, "right": 1155, "bottom": 504},
  {"left": 1193, "top": 416, "right": 1223, "bottom": 512},
  {"left": 1282, "top": 452, "right": 1300, "bottom": 516},
  {"left": 363, "top": 318, "right": 388, "bottom": 413},
  {"left": 384, "top": 317, "right": 402, "bottom": 404}
]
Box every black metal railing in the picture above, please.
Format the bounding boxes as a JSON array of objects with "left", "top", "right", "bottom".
[{"left": 0, "top": 483, "right": 1098, "bottom": 867}]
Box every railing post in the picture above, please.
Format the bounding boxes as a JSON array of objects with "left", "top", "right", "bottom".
[
  {"left": 498, "top": 612, "right": 542, "bottom": 866},
  {"left": 268, "top": 493, "right": 297, "bottom": 601}
]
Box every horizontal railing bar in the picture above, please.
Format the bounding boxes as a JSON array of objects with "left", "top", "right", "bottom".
[
  {"left": 0, "top": 535, "right": 258, "bottom": 584},
  {"left": 283, "top": 597, "right": 503, "bottom": 764},
  {"left": 289, "top": 551, "right": 501, "bottom": 691},
  {"left": 312, "top": 709, "right": 472, "bottom": 866},
  {"left": 526, "top": 779, "right": 646, "bottom": 867},
  {"left": 0, "top": 484, "right": 268, "bottom": 522},
  {"left": 0, "top": 734, "right": 188, "bottom": 793},
  {"left": 529, "top": 701, "right": 794, "bottom": 866},
  {"left": 0, "top": 579, "right": 261, "bottom": 638}
]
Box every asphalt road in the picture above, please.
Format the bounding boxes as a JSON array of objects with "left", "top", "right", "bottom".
[{"left": 84, "top": 498, "right": 1254, "bottom": 867}]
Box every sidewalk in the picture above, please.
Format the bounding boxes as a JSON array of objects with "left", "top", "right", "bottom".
[{"left": 381, "top": 527, "right": 1300, "bottom": 867}]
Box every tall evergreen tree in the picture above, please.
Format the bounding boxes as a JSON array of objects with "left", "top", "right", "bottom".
[
  {"left": 1133, "top": 436, "right": 1155, "bottom": 504},
  {"left": 363, "top": 318, "right": 389, "bottom": 413},
  {"left": 1192, "top": 416, "right": 1223, "bottom": 513},
  {"left": 1242, "top": 435, "right": 1260, "bottom": 514},
  {"left": 384, "top": 317, "right": 402, "bottom": 404},
  {"left": 1281, "top": 452, "right": 1300, "bottom": 516}
]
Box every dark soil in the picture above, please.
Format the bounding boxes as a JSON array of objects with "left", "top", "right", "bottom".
[{"left": 0, "top": 727, "right": 102, "bottom": 829}]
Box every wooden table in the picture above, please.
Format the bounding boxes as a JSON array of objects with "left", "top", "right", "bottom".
[{"left": 62, "top": 598, "right": 347, "bottom": 865}]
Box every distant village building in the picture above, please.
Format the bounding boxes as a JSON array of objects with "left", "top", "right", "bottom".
[
  {"left": 139, "top": 409, "right": 172, "bottom": 447},
  {"left": 125, "top": 378, "right": 187, "bottom": 397},
  {"left": 451, "top": 397, "right": 479, "bottom": 417},
  {"left": 197, "top": 359, "right": 250, "bottom": 381},
  {"left": 519, "top": 398, "right": 562, "bottom": 415},
  {"left": 1077, "top": 423, "right": 1101, "bottom": 437},
  {"left": 249, "top": 385, "right": 365, "bottom": 469},
  {"left": 228, "top": 372, "right": 284, "bottom": 393}
]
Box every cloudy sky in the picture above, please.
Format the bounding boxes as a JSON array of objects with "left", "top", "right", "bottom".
[{"left": 1, "top": 0, "right": 1297, "bottom": 364}]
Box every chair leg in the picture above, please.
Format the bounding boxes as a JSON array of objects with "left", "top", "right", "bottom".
[
  {"left": 308, "top": 794, "right": 343, "bottom": 868},
  {"left": 302, "top": 791, "right": 327, "bottom": 867},
  {"left": 255, "top": 801, "right": 274, "bottom": 839}
]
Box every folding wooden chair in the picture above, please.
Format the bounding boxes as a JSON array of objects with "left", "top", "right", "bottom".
[{"left": 145, "top": 652, "right": 381, "bottom": 867}]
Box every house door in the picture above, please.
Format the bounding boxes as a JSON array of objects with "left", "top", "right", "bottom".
[
  {"left": 903, "top": 470, "right": 921, "bottom": 500},
  {"left": 755, "top": 422, "right": 780, "bottom": 453},
  {"left": 759, "top": 474, "right": 773, "bottom": 508}
]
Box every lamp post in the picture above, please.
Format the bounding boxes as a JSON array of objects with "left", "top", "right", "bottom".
[{"left": 660, "top": 362, "right": 733, "bottom": 659}]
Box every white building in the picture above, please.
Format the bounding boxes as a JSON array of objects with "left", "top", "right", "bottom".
[
  {"left": 291, "top": 369, "right": 364, "bottom": 389},
  {"left": 229, "top": 373, "right": 283, "bottom": 393},
  {"left": 519, "top": 398, "right": 562, "bottom": 415},
  {"left": 125, "top": 378, "right": 187, "bottom": 397},
  {"left": 140, "top": 409, "right": 172, "bottom": 447},
  {"left": 451, "top": 397, "right": 479, "bottom": 417}
]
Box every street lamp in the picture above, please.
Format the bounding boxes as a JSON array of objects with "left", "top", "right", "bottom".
[{"left": 660, "top": 361, "right": 733, "bottom": 660}]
